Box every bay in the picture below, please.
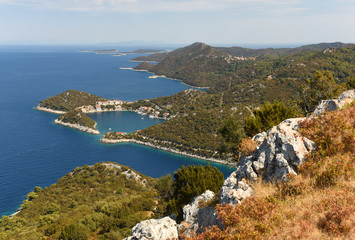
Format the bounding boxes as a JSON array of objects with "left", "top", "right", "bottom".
[{"left": 0, "top": 46, "right": 234, "bottom": 216}]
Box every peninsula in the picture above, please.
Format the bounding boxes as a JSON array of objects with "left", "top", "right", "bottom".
[{"left": 36, "top": 90, "right": 123, "bottom": 135}]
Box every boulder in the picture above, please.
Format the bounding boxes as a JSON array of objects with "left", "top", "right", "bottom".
[
  {"left": 220, "top": 172, "right": 253, "bottom": 205},
  {"left": 313, "top": 89, "right": 354, "bottom": 115},
  {"left": 183, "top": 190, "right": 215, "bottom": 224},
  {"left": 179, "top": 190, "right": 217, "bottom": 236},
  {"left": 124, "top": 216, "right": 178, "bottom": 240}
]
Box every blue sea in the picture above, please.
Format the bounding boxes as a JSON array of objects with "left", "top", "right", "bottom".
[{"left": 0, "top": 45, "right": 234, "bottom": 216}]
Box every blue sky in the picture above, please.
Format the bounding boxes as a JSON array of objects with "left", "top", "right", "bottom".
[{"left": 0, "top": 0, "right": 354, "bottom": 45}]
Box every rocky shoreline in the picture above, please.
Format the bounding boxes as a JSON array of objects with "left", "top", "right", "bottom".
[
  {"left": 36, "top": 106, "right": 66, "bottom": 114},
  {"left": 100, "top": 137, "right": 233, "bottom": 166},
  {"left": 54, "top": 119, "right": 100, "bottom": 135}
]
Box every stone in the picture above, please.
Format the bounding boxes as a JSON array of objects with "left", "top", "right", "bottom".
[
  {"left": 219, "top": 172, "right": 253, "bottom": 205},
  {"left": 123, "top": 216, "right": 178, "bottom": 240},
  {"left": 179, "top": 190, "right": 217, "bottom": 236},
  {"left": 313, "top": 89, "right": 354, "bottom": 115}
]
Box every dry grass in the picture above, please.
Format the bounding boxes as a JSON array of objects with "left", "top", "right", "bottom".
[{"left": 239, "top": 137, "right": 258, "bottom": 156}]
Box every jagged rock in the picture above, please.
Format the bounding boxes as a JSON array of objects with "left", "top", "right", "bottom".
[
  {"left": 220, "top": 118, "right": 315, "bottom": 205},
  {"left": 220, "top": 172, "right": 253, "bottom": 205},
  {"left": 179, "top": 190, "right": 217, "bottom": 236},
  {"left": 183, "top": 190, "right": 215, "bottom": 224},
  {"left": 313, "top": 89, "right": 354, "bottom": 115},
  {"left": 242, "top": 118, "right": 315, "bottom": 182},
  {"left": 124, "top": 216, "right": 178, "bottom": 240}
]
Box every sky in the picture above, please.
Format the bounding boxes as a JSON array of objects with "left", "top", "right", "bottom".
[{"left": 0, "top": 0, "right": 354, "bottom": 46}]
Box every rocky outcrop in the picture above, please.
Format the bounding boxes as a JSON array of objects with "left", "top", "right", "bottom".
[
  {"left": 179, "top": 190, "right": 218, "bottom": 236},
  {"left": 220, "top": 90, "right": 354, "bottom": 206},
  {"left": 220, "top": 118, "right": 315, "bottom": 205},
  {"left": 313, "top": 89, "right": 354, "bottom": 115},
  {"left": 123, "top": 216, "right": 178, "bottom": 240},
  {"left": 220, "top": 175, "right": 253, "bottom": 205},
  {"left": 102, "top": 163, "right": 148, "bottom": 186},
  {"left": 54, "top": 119, "right": 100, "bottom": 135},
  {"left": 236, "top": 118, "right": 315, "bottom": 182}
]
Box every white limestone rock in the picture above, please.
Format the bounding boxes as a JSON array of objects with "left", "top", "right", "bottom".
[
  {"left": 219, "top": 172, "right": 253, "bottom": 205},
  {"left": 179, "top": 190, "right": 217, "bottom": 236},
  {"left": 124, "top": 216, "right": 178, "bottom": 240},
  {"left": 183, "top": 190, "right": 215, "bottom": 224},
  {"left": 220, "top": 118, "right": 315, "bottom": 205},
  {"left": 313, "top": 89, "right": 354, "bottom": 115}
]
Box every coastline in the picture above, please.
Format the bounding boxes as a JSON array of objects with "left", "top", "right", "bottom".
[
  {"left": 120, "top": 67, "right": 209, "bottom": 90},
  {"left": 36, "top": 106, "right": 66, "bottom": 114},
  {"left": 100, "top": 137, "right": 234, "bottom": 166},
  {"left": 54, "top": 119, "right": 100, "bottom": 135}
]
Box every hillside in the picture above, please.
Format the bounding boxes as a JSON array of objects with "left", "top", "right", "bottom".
[
  {"left": 217, "top": 42, "right": 355, "bottom": 57},
  {"left": 38, "top": 90, "right": 107, "bottom": 112},
  {"left": 0, "top": 163, "right": 159, "bottom": 240},
  {"left": 187, "top": 101, "right": 355, "bottom": 240},
  {"left": 132, "top": 42, "right": 355, "bottom": 93},
  {"left": 57, "top": 110, "right": 98, "bottom": 131},
  {"left": 134, "top": 42, "right": 234, "bottom": 88},
  {"left": 113, "top": 90, "right": 252, "bottom": 160},
  {"left": 131, "top": 51, "right": 170, "bottom": 62}
]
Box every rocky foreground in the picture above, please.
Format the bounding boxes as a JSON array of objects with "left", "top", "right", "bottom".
[{"left": 123, "top": 89, "right": 355, "bottom": 240}]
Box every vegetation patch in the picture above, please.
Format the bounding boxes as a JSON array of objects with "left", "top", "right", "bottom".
[{"left": 39, "top": 90, "right": 106, "bottom": 112}]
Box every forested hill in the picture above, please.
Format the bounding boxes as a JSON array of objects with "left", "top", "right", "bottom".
[
  {"left": 39, "top": 90, "right": 107, "bottom": 112},
  {"left": 134, "top": 42, "right": 355, "bottom": 92},
  {"left": 132, "top": 42, "right": 354, "bottom": 61},
  {"left": 217, "top": 42, "right": 355, "bottom": 57},
  {"left": 0, "top": 163, "right": 160, "bottom": 239},
  {"left": 134, "top": 42, "right": 235, "bottom": 88}
]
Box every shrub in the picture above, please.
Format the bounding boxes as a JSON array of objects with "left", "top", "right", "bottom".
[
  {"left": 170, "top": 164, "right": 224, "bottom": 220},
  {"left": 244, "top": 100, "right": 298, "bottom": 137},
  {"left": 317, "top": 205, "right": 354, "bottom": 236},
  {"left": 60, "top": 224, "right": 90, "bottom": 240},
  {"left": 239, "top": 138, "right": 258, "bottom": 156},
  {"left": 184, "top": 198, "right": 276, "bottom": 240},
  {"left": 298, "top": 71, "right": 345, "bottom": 114}
]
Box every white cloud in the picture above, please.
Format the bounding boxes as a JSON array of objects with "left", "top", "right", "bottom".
[{"left": 0, "top": 0, "right": 308, "bottom": 13}]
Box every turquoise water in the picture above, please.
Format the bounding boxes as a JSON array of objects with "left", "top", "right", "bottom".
[
  {"left": 89, "top": 111, "right": 165, "bottom": 134},
  {"left": 0, "top": 46, "right": 234, "bottom": 216}
]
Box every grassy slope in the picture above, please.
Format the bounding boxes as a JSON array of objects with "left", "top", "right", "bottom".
[
  {"left": 0, "top": 163, "right": 159, "bottom": 240},
  {"left": 186, "top": 102, "right": 355, "bottom": 240},
  {"left": 39, "top": 90, "right": 107, "bottom": 112}
]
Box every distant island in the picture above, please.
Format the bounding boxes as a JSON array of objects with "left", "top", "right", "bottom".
[{"left": 78, "top": 48, "right": 167, "bottom": 57}]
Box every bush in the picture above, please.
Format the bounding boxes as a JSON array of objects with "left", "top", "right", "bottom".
[
  {"left": 317, "top": 205, "right": 354, "bottom": 236},
  {"left": 244, "top": 100, "right": 298, "bottom": 137},
  {"left": 60, "top": 224, "right": 90, "bottom": 240},
  {"left": 298, "top": 71, "right": 345, "bottom": 114},
  {"left": 239, "top": 138, "right": 258, "bottom": 156},
  {"left": 171, "top": 164, "right": 224, "bottom": 220}
]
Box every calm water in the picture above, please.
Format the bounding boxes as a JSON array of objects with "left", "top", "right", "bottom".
[{"left": 0, "top": 46, "right": 234, "bottom": 216}]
